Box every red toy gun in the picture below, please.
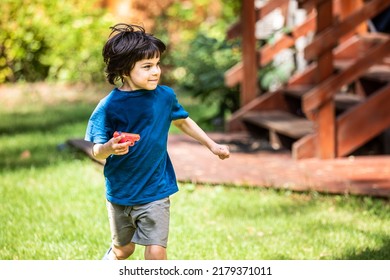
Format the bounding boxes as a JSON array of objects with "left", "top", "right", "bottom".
[{"left": 113, "top": 131, "right": 141, "bottom": 146}]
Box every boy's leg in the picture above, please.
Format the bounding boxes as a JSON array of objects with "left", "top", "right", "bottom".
[
  {"left": 102, "top": 247, "right": 115, "bottom": 260},
  {"left": 104, "top": 197, "right": 170, "bottom": 260},
  {"left": 105, "top": 200, "right": 136, "bottom": 260},
  {"left": 112, "top": 242, "right": 136, "bottom": 260},
  {"left": 102, "top": 243, "right": 136, "bottom": 260},
  {"left": 132, "top": 198, "right": 170, "bottom": 260},
  {"left": 145, "top": 245, "right": 167, "bottom": 260}
]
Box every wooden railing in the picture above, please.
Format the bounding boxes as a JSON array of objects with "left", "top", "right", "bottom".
[
  {"left": 300, "top": 0, "right": 390, "bottom": 158},
  {"left": 225, "top": 0, "right": 297, "bottom": 105},
  {"left": 224, "top": 0, "right": 390, "bottom": 159}
]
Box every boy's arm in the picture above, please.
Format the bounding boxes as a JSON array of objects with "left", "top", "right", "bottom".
[
  {"left": 173, "top": 117, "right": 230, "bottom": 160},
  {"left": 92, "top": 134, "right": 131, "bottom": 160}
]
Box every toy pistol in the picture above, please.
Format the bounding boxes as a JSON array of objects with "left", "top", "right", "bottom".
[{"left": 113, "top": 131, "right": 141, "bottom": 146}]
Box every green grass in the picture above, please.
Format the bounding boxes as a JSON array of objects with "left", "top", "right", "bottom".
[
  {"left": 169, "top": 185, "right": 390, "bottom": 260},
  {"left": 0, "top": 84, "right": 389, "bottom": 260}
]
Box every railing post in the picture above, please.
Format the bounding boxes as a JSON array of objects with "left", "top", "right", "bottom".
[
  {"left": 314, "top": 0, "right": 336, "bottom": 159},
  {"left": 241, "top": 0, "right": 259, "bottom": 106},
  {"left": 335, "top": 0, "right": 366, "bottom": 42}
]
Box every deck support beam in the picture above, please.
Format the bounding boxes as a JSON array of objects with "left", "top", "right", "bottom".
[{"left": 241, "top": 0, "right": 259, "bottom": 106}]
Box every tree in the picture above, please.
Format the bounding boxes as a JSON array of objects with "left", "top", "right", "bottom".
[{"left": 0, "top": 0, "right": 114, "bottom": 83}]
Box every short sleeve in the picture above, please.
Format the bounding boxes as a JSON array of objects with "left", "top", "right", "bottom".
[
  {"left": 84, "top": 101, "right": 110, "bottom": 144},
  {"left": 170, "top": 94, "right": 189, "bottom": 121}
]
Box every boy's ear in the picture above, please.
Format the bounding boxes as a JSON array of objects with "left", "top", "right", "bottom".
[{"left": 122, "top": 71, "right": 131, "bottom": 78}]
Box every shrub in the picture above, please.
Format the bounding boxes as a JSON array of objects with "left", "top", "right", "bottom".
[
  {"left": 171, "top": 32, "right": 241, "bottom": 127},
  {"left": 154, "top": 0, "right": 242, "bottom": 128},
  {"left": 0, "top": 0, "right": 114, "bottom": 83}
]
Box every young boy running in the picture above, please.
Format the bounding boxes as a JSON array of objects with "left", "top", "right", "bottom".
[{"left": 85, "top": 23, "right": 230, "bottom": 260}]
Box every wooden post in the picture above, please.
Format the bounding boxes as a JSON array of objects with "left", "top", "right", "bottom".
[
  {"left": 315, "top": 0, "right": 336, "bottom": 159},
  {"left": 335, "top": 0, "right": 367, "bottom": 42},
  {"left": 241, "top": 0, "right": 258, "bottom": 106}
]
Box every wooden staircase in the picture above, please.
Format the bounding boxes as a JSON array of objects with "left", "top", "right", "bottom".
[{"left": 224, "top": 0, "right": 390, "bottom": 159}]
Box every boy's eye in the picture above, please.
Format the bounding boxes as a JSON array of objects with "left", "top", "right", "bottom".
[{"left": 142, "top": 62, "right": 160, "bottom": 69}]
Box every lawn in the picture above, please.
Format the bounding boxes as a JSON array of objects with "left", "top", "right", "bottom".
[{"left": 0, "top": 83, "right": 389, "bottom": 260}]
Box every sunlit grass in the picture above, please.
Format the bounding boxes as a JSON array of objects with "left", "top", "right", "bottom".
[
  {"left": 0, "top": 84, "right": 389, "bottom": 260},
  {"left": 168, "top": 185, "right": 390, "bottom": 260},
  {"left": 0, "top": 160, "right": 108, "bottom": 260}
]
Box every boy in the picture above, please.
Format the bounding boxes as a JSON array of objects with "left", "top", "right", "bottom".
[{"left": 85, "top": 23, "right": 230, "bottom": 260}]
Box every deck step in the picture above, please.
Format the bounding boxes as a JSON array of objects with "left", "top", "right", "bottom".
[
  {"left": 334, "top": 93, "right": 363, "bottom": 110},
  {"left": 335, "top": 60, "right": 390, "bottom": 83},
  {"left": 283, "top": 84, "right": 313, "bottom": 98},
  {"left": 283, "top": 85, "right": 363, "bottom": 111},
  {"left": 242, "top": 110, "right": 314, "bottom": 139}
]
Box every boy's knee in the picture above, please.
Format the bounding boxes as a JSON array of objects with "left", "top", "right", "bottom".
[
  {"left": 145, "top": 245, "right": 167, "bottom": 260},
  {"left": 113, "top": 243, "right": 135, "bottom": 260}
]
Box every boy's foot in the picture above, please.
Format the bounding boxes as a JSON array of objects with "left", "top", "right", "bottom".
[{"left": 102, "top": 247, "right": 113, "bottom": 260}]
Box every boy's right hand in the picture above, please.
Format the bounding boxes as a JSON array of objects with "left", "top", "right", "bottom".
[
  {"left": 109, "top": 133, "right": 132, "bottom": 155},
  {"left": 92, "top": 134, "right": 131, "bottom": 160},
  {"left": 211, "top": 143, "right": 230, "bottom": 160}
]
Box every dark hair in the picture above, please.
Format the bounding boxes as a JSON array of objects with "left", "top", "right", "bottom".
[{"left": 102, "top": 23, "right": 166, "bottom": 85}]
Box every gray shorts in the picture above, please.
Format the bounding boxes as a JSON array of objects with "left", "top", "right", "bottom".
[{"left": 106, "top": 197, "right": 170, "bottom": 248}]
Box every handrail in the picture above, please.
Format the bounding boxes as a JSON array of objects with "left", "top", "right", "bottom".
[
  {"left": 303, "top": 36, "right": 390, "bottom": 113},
  {"left": 304, "top": 0, "right": 390, "bottom": 60},
  {"left": 260, "top": 13, "right": 316, "bottom": 67},
  {"left": 336, "top": 84, "right": 390, "bottom": 156},
  {"left": 224, "top": 12, "right": 316, "bottom": 87},
  {"left": 225, "top": 0, "right": 390, "bottom": 109},
  {"left": 227, "top": 0, "right": 290, "bottom": 40}
]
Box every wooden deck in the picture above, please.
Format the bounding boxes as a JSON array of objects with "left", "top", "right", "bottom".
[
  {"left": 224, "top": 0, "right": 390, "bottom": 161},
  {"left": 68, "top": 132, "right": 390, "bottom": 198}
]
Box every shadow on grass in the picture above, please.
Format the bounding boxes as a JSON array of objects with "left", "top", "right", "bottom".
[
  {"left": 292, "top": 216, "right": 390, "bottom": 260},
  {"left": 342, "top": 235, "right": 390, "bottom": 260},
  {"left": 204, "top": 187, "right": 390, "bottom": 260},
  {"left": 0, "top": 102, "right": 94, "bottom": 172},
  {"left": 0, "top": 102, "right": 94, "bottom": 135},
  {"left": 0, "top": 141, "right": 86, "bottom": 172}
]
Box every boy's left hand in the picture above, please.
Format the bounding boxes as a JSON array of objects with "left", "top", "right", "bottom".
[{"left": 212, "top": 144, "right": 230, "bottom": 160}]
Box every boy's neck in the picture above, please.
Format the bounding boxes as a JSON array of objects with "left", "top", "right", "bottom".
[{"left": 118, "top": 85, "right": 133, "bottom": 91}]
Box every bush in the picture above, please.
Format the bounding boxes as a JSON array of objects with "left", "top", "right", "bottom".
[
  {"left": 154, "top": 0, "right": 242, "bottom": 128},
  {"left": 171, "top": 32, "right": 241, "bottom": 127},
  {"left": 0, "top": 0, "right": 114, "bottom": 83}
]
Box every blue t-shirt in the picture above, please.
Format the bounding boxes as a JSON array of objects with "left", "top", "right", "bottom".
[{"left": 85, "top": 85, "right": 189, "bottom": 206}]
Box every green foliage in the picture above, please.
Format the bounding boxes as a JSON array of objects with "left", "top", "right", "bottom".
[
  {"left": 155, "top": 0, "right": 299, "bottom": 122},
  {"left": 258, "top": 59, "right": 294, "bottom": 91},
  {"left": 0, "top": 0, "right": 114, "bottom": 83},
  {"left": 172, "top": 33, "right": 241, "bottom": 128},
  {"left": 258, "top": 31, "right": 296, "bottom": 91},
  {"left": 155, "top": 0, "right": 242, "bottom": 128}
]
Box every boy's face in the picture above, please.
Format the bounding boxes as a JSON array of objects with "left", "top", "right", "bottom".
[{"left": 125, "top": 56, "right": 161, "bottom": 91}]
